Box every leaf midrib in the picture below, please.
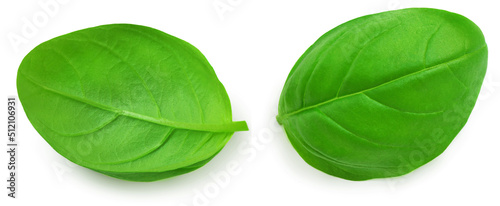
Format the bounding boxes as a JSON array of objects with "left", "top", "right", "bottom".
[
  {"left": 277, "top": 45, "right": 487, "bottom": 122},
  {"left": 20, "top": 72, "right": 248, "bottom": 132}
]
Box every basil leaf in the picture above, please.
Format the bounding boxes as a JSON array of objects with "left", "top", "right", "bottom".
[
  {"left": 17, "top": 24, "right": 248, "bottom": 182},
  {"left": 277, "top": 8, "right": 487, "bottom": 180}
]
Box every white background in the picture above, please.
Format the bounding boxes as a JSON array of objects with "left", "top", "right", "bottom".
[{"left": 1, "top": 0, "right": 499, "bottom": 205}]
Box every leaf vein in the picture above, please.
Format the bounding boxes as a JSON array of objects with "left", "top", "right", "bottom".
[
  {"left": 335, "top": 24, "right": 402, "bottom": 97},
  {"left": 74, "top": 39, "right": 163, "bottom": 119},
  {"left": 278, "top": 45, "right": 487, "bottom": 120},
  {"left": 422, "top": 25, "right": 442, "bottom": 68},
  {"left": 362, "top": 93, "right": 444, "bottom": 115},
  {"left": 302, "top": 31, "right": 348, "bottom": 107},
  {"left": 47, "top": 48, "right": 87, "bottom": 97},
  {"left": 98, "top": 128, "right": 176, "bottom": 165},
  {"left": 288, "top": 126, "right": 399, "bottom": 169},
  {"left": 315, "top": 108, "right": 416, "bottom": 148},
  {"left": 20, "top": 73, "right": 247, "bottom": 132}
]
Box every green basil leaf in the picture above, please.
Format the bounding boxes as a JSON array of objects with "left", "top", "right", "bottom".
[
  {"left": 17, "top": 24, "right": 248, "bottom": 182},
  {"left": 277, "top": 8, "right": 487, "bottom": 180}
]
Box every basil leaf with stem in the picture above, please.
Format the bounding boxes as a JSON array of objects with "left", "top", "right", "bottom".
[{"left": 17, "top": 24, "right": 248, "bottom": 182}]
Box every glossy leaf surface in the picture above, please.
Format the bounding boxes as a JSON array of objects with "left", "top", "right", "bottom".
[
  {"left": 277, "top": 8, "right": 488, "bottom": 180},
  {"left": 17, "top": 24, "right": 248, "bottom": 182}
]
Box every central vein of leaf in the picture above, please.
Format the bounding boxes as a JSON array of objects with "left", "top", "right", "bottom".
[
  {"left": 277, "top": 45, "right": 487, "bottom": 123},
  {"left": 21, "top": 73, "right": 248, "bottom": 132}
]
